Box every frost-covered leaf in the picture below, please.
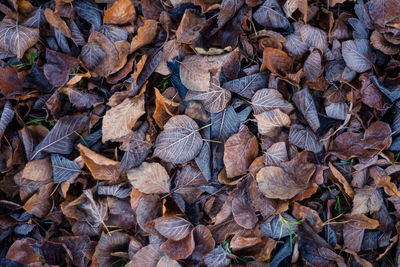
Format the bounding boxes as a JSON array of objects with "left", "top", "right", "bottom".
[
  {"left": 289, "top": 124, "right": 322, "bottom": 153},
  {"left": 51, "top": 154, "right": 80, "bottom": 183},
  {"left": 127, "top": 162, "right": 170, "bottom": 194},
  {"left": 154, "top": 115, "right": 203, "bottom": 164},
  {"left": 252, "top": 89, "right": 294, "bottom": 115},
  {"left": 342, "top": 39, "right": 375, "bottom": 73}
]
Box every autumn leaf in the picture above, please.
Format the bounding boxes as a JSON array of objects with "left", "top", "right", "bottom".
[
  {"left": 103, "top": 0, "right": 135, "bottom": 25},
  {"left": 127, "top": 162, "right": 170, "bottom": 194}
]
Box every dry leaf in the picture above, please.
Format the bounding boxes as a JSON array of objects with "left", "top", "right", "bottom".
[
  {"left": 102, "top": 88, "right": 145, "bottom": 142},
  {"left": 79, "top": 144, "right": 120, "bottom": 182},
  {"left": 130, "top": 20, "right": 158, "bottom": 53},
  {"left": 104, "top": 0, "right": 135, "bottom": 25},
  {"left": 127, "top": 162, "right": 170, "bottom": 194},
  {"left": 254, "top": 108, "right": 290, "bottom": 136}
]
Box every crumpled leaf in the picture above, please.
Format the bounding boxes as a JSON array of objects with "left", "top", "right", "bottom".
[
  {"left": 79, "top": 144, "right": 120, "bottom": 182},
  {"left": 130, "top": 20, "right": 158, "bottom": 53},
  {"left": 127, "top": 162, "right": 170, "bottom": 194},
  {"left": 103, "top": 0, "right": 135, "bottom": 25},
  {"left": 154, "top": 115, "right": 203, "bottom": 164}
]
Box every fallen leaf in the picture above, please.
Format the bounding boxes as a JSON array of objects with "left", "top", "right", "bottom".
[
  {"left": 352, "top": 185, "right": 383, "bottom": 214},
  {"left": 44, "top": 49, "right": 79, "bottom": 87},
  {"left": 224, "top": 125, "right": 258, "bottom": 177},
  {"left": 130, "top": 20, "right": 158, "bottom": 53},
  {"left": 127, "top": 162, "right": 170, "bottom": 194},
  {"left": 254, "top": 108, "right": 291, "bottom": 136},
  {"left": 0, "top": 18, "right": 39, "bottom": 59},
  {"left": 102, "top": 88, "right": 145, "bottom": 142},
  {"left": 31, "top": 115, "right": 89, "bottom": 160},
  {"left": 153, "top": 88, "right": 180, "bottom": 129},
  {"left": 160, "top": 231, "right": 195, "bottom": 260},
  {"left": 262, "top": 47, "right": 293, "bottom": 76},
  {"left": 154, "top": 216, "right": 192, "bottom": 240},
  {"left": 256, "top": 166, "right": 310, "bottom": 199},
  {"left": 253, "top": 0, "right": 290, "bottom": 29},
  {"left": 45, "top": 8, "right": 72, "bottom": 38},
  {"left": 289, "top": 124, "right": 322, "bottom": 153},
  {"left": 328, "top": 162, "right": 354, "bottom": 199},
  {"left": 79, "top": 144, "right": 120, "bottom": 182},
  {"left": 342, "top": 39, "right": 375, "bottom": 73},
  {"left": 154, "top": 115, "right": 203, "bottom": 164},
  {"left": 263, "top": 142, "right": 288, "bottom": 166},
  {"left": 103, "top": 0, "right": 135, "bottom": 25},
  {"left": 251, "top": 89, "right": 294, "bottom": 115},
  {"left": 51, "top": 153, "right": 81, "bottom": 183},
  {"left": 293, "top": 88, "right": 320, "bottom": 132}
]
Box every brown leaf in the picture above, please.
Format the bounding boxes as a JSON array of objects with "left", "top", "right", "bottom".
[
  {"left": 256, "top": 166, "right": 310, "bottom": 200},
  {"left": 362, "top": 121, "right": 392, "bottom": 150},
  {"left": 22, "top": 158, "right": 52, "bottom": 182},
  {"left": 251, "top": 89, "right": 294, "bottom": 115},
  {"left": 262, "top": 47, "right": 293, "bottom": 76},
  {"left": 232, "top": 180, "right": 258, "bottom": 229},
  {"left": 92, "top": 232, "right": 130, "bottom": 267},
  {"left": 254, "top": 108, "right": 290, "bottom": 136},
  {"left": 154, "top": 216, "right": 192, "bottom": 240},
  {"left": 154, "top": 115, "right": 203, "bottom": 164},
  {"left": 0, "top": 66, "right": 25, "bottom": 98},
  {"left": 328, "top": 162, "right": 354, "bottom": 199},
  {"left": 283, "top": 0, "right": 307, "bottom": 22},
  {"left": 160, "top": 231, "right": 195, "bottom": 260},
  {"left": 45, "top": 8, "right": 72, "bottom": 38},
  {"left": 79, "top": 144, "right": 120, "bottom": 182},
  {"left": 224, "top": 125, "right": 258, "bottom": 177},
  {"left": 292, "top": 202, "right": 323, "bottom": 233},
  {"left": 0, "top": 18, "right": 39, "bottom": 59},
  {"left": 174, "top": 164, "right": 207, "bottom": 203},
  {"left": 103, "top": 0, "right": 135, "bottom": 25},
  {"left": 80, "top": 31, "right": 119, "bottom": 77},
  {"left": 153, "top": 88, "right": 180, "bottom": 129},
  {"left": 102, "top": 88, "right": 145, "bottom": 142},
  {"left": 360, "top": 73, "right": 391, "bottom": 111},
  {"left": 192, "top": 225, "right": 215, "bottom": 260},
  {"left": 6, "top": 238, "right": 42, "bottom": 265},
  {"left": 23, "top": 182, "right": 53, "bottom": 218},
  {"left": 179, "top": 51, "right": 237, "bottom": 91},
  {"left": 130, "top": 20, "right": 158, "bottom": 53},
  {"left": 352, "top": 186, "right": 383, "bottom": 214},
  {"left": 127, "top": 162, "right": 170, "bottom": 194},
  {"left": 370, "top": 30, "right": 400, "bottom": 55},
  {"left": 154, "top": 40, "right": 180, "bottom": 75},
  {"left": 176, "top": 9, "right": 205, "bottom": 44}
]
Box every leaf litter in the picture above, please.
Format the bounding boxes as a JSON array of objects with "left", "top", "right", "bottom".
[{"left": 0, "top": 0, "right": 400, "bottom": 266}]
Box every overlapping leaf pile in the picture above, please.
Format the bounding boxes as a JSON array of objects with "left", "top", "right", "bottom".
[{"left": 1, "top": 0, "right": 400, "bottom": 266}]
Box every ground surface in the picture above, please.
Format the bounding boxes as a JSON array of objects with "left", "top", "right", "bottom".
[{"left": 1, "top": 0, "right": 400, "bottom": 266}]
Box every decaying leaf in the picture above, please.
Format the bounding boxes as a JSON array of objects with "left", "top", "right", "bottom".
[{"left": 255, "top": 108, "right": 290, "bottom": 136}]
